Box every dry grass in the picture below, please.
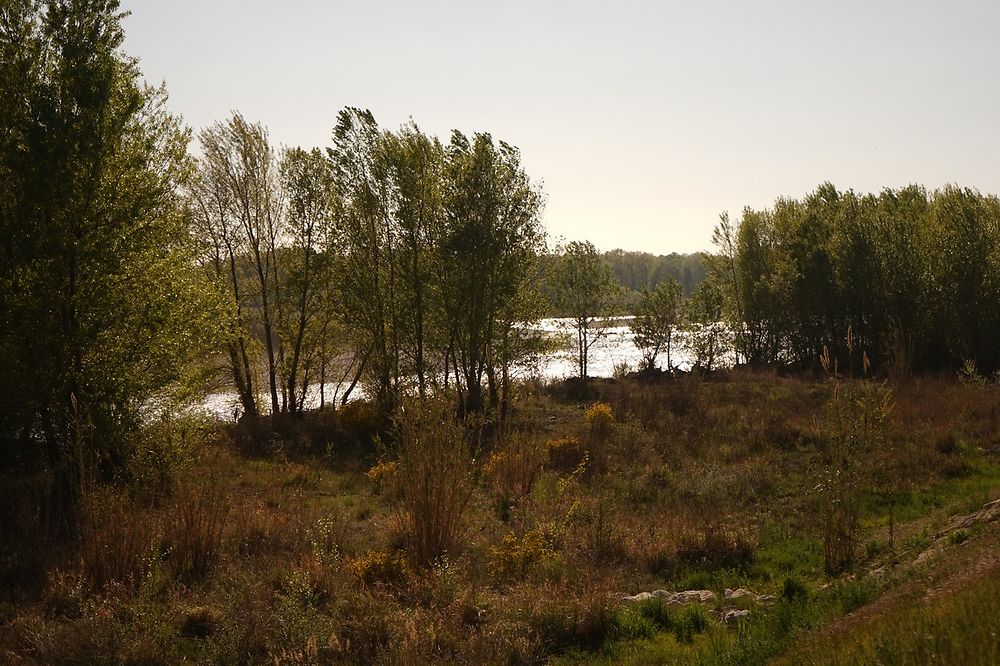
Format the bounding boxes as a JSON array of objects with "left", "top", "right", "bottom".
[
  {"left": 394, "top": 399, "right": 479, "bottom": 566},
  {"left": 3, "top": 372, "right": 1000, "bottom": 664}
]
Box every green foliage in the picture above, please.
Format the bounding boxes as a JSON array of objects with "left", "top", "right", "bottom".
[
  {"left": 602, "top": 249, "right": 707, "bottom": 297},
  {"left": 712, "top": 183, "right": 1000, "bottom": 375},
  {"left": 327, "top": 110, "right": 547, "bottom": 415},
  {"left": 550, "top": 241, "right": 622, "bottom": 378},
  {"left": 631, "top": 278, "right": 684, "bottom": 371},
  {"left": 684, "top": 273, "right": 733, "bottom": 372},
  {"left": 0, "top": 0, "right": 223, "bottom": 518}
]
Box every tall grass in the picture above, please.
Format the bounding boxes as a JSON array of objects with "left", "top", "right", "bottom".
[
  {"left": 165, "top": 480, "right": 227, "bottom": 581},
  {"left": 394, "top": 399, "right": 478, "bottom": 566}
]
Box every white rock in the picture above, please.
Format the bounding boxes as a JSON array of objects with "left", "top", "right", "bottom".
[
  {"left": 672, "top": 589, "right": 716, "bottom": 604},
  {"left": 724, "top": 587, "right": 753, "bottom": 600},
  {"left": 723, "top": 609, "right": 750, "bottom": 624}
]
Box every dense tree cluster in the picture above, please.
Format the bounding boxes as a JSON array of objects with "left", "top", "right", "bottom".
[
  {"left": 193, "top": 109, "right": 547, "bottom": 418},
  {"left": 713, "top": 183, "right": 1000, "bottom": 375},
  {"left": 0, "top": 1, "right": 222, "bottom": 507}
]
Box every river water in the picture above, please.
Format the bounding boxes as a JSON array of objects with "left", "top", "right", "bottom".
[{"left": 201, "top": 317, "right": 702, "bottom": 418}]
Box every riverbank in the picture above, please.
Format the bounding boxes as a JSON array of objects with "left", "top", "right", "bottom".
[{"left": 2, "top": 370, "right": 998, "bottom": 664}]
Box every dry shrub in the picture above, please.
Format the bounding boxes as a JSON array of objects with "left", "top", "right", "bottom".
[
  {"left": 78, "top": 488, "right": 157, "bottom": 591},
  {"left": 394, "top": 399, "right": 477, "bottom": 566},
  {"left": 546, "top": 436, "right": 586, "bottom": 472},
  {"left": 334, "top": 589, "right": 398, "bottom": 662},
  {"left": 676, "top": 524, "right": 755, "bottom": 572},
  {"left": 0, "top": 473, "right": 59, "bottom": 596},
  {"left": 349, "top": 550, "right": 411, "bottom": 588},
  {"left": 484, "top": 432, "right": 545, "bottom": 502},
  {"left": 165, "top": 481, "right": 226, "bottom": 581},
  {"left": 386, "top": 597, "right": 487, "bottom": 664},
  {"left": 41, "top": 569, "right": 86, "bottom": 620},
  {"left": 234, "top": 504, "right": 294, "bottom": 558},
  {"left": 179, "top": 605, "right": 222, "bottom": 639},
  {"left": 365, "top": 459, "right": 400, "bottom": 495},
  {"left": 489, "top": 529, "right": 561, "bottom": 583},
  {"left": 518, "top": 581, "right": 615, "bottom": 654}
]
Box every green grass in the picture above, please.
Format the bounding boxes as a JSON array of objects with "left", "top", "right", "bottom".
[{"left": 779, "top": 563, "right": 1000, "bottom": 665}]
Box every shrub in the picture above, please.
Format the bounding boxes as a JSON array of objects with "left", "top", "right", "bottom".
[
  {"left": 820, "top": 380, "right": 893, "bottom": 574},
  {"left": 585, "top": 402, "right": 614, "bottom": 434},
  {"left": 42, "top": 568, "right": 86, "bottom": 620},
  {"left": 273, "top": 568, "right": 333, "bottom": 652},
  {"left": 782, "top": 576, "right": 809, "bottom": 603},
  {"left": 524, "top": 585, "right": 614, "bottom": 653},
  {"left": 676, "top": 525, "right": 755, "bottom": 572},
  {"left": 394, "top": 399, "right": 477, "bottom": 566},
  {"left": 130, "top": 413, "right": 211, "bottom": 502},
  {"left": 348, "top": 550, "right": 411, "bottom": 588},
  {"left": 365, "top": 459, "right": 400, "bottom": 495},
  {"left": 338, "top": 400, "right": 386, "bottom": 449},
  {"left": 78, "top": 488, "right": 157, "bottom": 590},
  {"left": 484, "top": 432, "right": 545, "bottom": 502},
  {"left": 165, "top": 481, "right": 227, "bottom": 581},
  {"left": 546, "top": 436, "right": 586, "bottom": 472},
  {"left": 179, "top": 605, "right": 223, "bottom": 639},
  {"left": 489, "top": 529, "right": 560, "bottom": 582}
]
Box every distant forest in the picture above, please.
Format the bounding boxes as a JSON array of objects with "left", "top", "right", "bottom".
[{"left": 601, "top": 249, "right": 707, "bottom": 297}]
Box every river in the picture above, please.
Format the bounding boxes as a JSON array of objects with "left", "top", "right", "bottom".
[{"left": 200, "top": 317, "right": 707, "bottom": 418}]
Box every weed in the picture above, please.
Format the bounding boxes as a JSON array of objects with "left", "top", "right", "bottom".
[
  {"left": 585, "top": 402, "right": 614, "bottom": 435},
  {"left": 547, "top": 436, "right": 587, "bottom": 472},
  {"left": 164, "top": 481, "right": 227, "bottom": 581},
  {"left": 393, "top": 399, "right": 478, "bottom": 566}
]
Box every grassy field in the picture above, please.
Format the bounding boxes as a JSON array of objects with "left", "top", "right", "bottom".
[{"left": 2, "top": 370, "right": 999, "bottom": 664}]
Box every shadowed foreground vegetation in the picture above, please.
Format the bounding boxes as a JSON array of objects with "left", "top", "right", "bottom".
[{"left": 3, "top": 370, "right": 1000, "bottom": 664}]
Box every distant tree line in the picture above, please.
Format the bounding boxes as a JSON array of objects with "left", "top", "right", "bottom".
[
  {"left": 602, "top": 249, "right": 706, "bottom": 297},
  {"left": 712, "top": 182, "right": 1000, "bottom": 376}
]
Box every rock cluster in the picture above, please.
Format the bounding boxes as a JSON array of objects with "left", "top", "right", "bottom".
[
  {"left": 617, "top": 587, "right": 774, "bottom": 606},
  {"left": 616, "top": 589, "right": 716, "bottom": 604}
]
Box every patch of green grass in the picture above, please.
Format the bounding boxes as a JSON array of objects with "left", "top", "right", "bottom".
[
  {"left": 861, "top": 460, "right": 1000, "bottom": 525},
  {"left": 778, "top": 566, "right": 1000, "bottom": 665}
]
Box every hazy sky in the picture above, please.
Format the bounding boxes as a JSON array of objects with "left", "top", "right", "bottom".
[{"left": 122, "top": 0, "right": 1000, "bottom": 254}]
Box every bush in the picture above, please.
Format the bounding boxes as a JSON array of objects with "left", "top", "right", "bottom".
[
  {"left": 782, "top": 576, "right": 809, "bottom": 603},
  {"left": 394, "top": 399, "right": 477, "bottom": 566},
  {"left": 349, "top": 550, "right": 412, "bottom": 588},
  {"left": 164, "top": 481, "right": 227, "bottom": 581},
  {"left": 365, "top": 459, "right": 400, "bottom": 495},
  {"left": 78, "top": 489, "right": 157, "bottom": 591},
  {"left": 489, "top": 529, "right": 560, "bottom": 583},
  {"left": 676, "top": 525, "right": 755, "bottom": 572},
  {"left": 338, "top": 400, "right": 386, "bottom": 450},
  {"left": 524, "top": 586, "right": 614, "bottom": 653},
  {"left": 484, "top": 432, "right": 545, "bottom": 503},
  {"left": 179, "top": 605, "right": 222, "bottom": 639},
  {"left": 585, "top": 402, "right": 614, "bottom": 435},
  {"left": 546, "top": 436, "right": 587, "bottom": 473}
]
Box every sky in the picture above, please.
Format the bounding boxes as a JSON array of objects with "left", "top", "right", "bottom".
[{"left": 122, "top": 0, "right": 1000, "bottom": 254}]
